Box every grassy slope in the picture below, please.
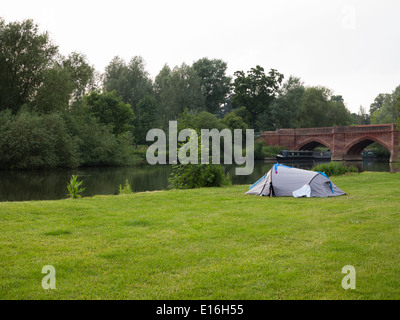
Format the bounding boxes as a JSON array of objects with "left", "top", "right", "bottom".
[{"left": 0, "top": 172, "right": 399, "bottom": 300}]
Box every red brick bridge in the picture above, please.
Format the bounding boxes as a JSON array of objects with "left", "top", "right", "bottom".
[{"left": 260, "top": 124, "right": 399, "bottom": 162}]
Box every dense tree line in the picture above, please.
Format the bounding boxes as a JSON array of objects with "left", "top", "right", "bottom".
[
  {"left": 1, "top": 18, "right": 398, "bottom": 169},
  {"left": 0, "top": 19, "right": 137, "bottom": 169}
]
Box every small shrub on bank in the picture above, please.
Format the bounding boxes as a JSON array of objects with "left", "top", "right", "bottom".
[
  {"left": 262, "top": 145, "right": 286, "bottom": 157},
  {"left": 119, "top": 179, "right": 133, "bottom": 194},
  {"left": 67, "top": 175, "right": 86, "bottom": 199},
  {"left": 168, "top": 163, "right": 231, "bottom": 189},
  {"left": 254, "top": 141, "right": 286, "bottom": 159},
  {"left": 312, "top": 162, "right": 358, "bottom": 176}
]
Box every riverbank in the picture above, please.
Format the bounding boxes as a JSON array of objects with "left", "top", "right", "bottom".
[
  {"left": 0, "top": 160, "right": 395, "bottom": 202},
  {"left": 1, "top": 172, "right": 399, "bottom": 299}
]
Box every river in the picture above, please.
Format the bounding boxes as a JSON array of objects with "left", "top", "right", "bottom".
[{"left": 0, "top": 159, "right": 395, "bottom": 202}]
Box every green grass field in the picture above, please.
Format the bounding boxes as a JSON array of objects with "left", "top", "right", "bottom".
[{"left": 1, "top": 172, "right": 399, "bottom": 300}]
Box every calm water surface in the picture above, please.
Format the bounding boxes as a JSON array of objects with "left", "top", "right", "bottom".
[{"left": 0, "top": 159, "right": 394, "bottom": 202}]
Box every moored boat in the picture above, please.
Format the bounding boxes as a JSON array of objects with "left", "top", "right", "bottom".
[
  {"left": 362, "top": 150, "right": 375, "bottom": 158},
  {"left": 313, "top": 151, "right": 332, "bottom": 159}
]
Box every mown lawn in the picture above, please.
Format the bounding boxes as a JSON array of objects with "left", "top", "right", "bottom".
[{"left": 0, "top": 172, "right": 399, "bottom": 300}]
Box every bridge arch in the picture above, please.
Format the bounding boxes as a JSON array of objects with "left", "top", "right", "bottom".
[
  {"left": 296, "top": 137, "right": 333, "bottom": 151},
  {"left": 344, "top": 135, "right": 391, "bottom": 160}
]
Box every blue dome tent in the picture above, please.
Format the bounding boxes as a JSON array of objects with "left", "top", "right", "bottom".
[{"left": 246, "top": 163, "right": 346, "bottom": 198}]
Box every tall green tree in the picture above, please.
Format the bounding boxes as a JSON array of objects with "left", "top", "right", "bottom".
[
  {"left": 232, "top": 66, "right": 284, "bottom": 130},
  {"left": 327, "top": 96, "right": 352, "bottom": 126},
  {"left": 297, "top": 86, "right": 331, "bottom": 128},
  {"left": 154, "top": 64, "right": 172, "bottom": 128},
  {"left": 62, "top": 52, "right": 96, "bottom": 101},
  {"left": 269, "top": 76, "right": 305, "bottom": 129},
  {"left": 31, "top": 52, "right": 94, "bottom": 113},
  {"left": 0, "top": 19, "right": 94, "bottom": 114},
  {"left": 192, "top": 58, "right": 231, "bottom": 114},
  {"left": 154, "top": 64, "right": 172, "bottom": 101},
  {"left": 218, "top": 93, "right": 235, "bottom": 118},
  {"left": 154, "top": 63, "right": 206, "bottom": 124},
  {"left": 0, "top": 18, "right": 58, "bottom": 112},
  {"left": 82, "top": 91, "right": 134, "bottom": 135},
  {"left": 297, "top": 87, "right": 352, "bottom": 128},
  {"left": 30, "top": 65, "right": 75, "bottom": 113},
  {"left": 132, "top": 95, "right": 158, "bottom": 145},
  {"left": 371, "top": 85, "right": 400, "bottom": 124},
  {"left": 356, "top": 106, "right": 370, "bottom": 125},
  {"left": 103, "top": 56, "right": 154, "bottom": 114},
  {"left": 369, "top": 93, "right": 389, "bottom": 116}
]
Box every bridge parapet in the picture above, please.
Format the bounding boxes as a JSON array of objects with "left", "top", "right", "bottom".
[
  {"left": 291, "top": 127, "right": 334, "bottom": 135},
  {"left": 340, "top": 124, "right": 395, "bottom": 133}
]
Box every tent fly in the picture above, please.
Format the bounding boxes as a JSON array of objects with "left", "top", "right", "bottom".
[{"left": 246, "top": 163, "right": 346, "bottom": 198}]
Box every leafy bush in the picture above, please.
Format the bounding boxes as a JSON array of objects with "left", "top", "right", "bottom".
[
  {"left": 312, "top": 162, "right": 358, "bottom": 176},
  {"left": 0, "top": 109, "right": 79, "bottom": 169},
  {"left": 83, "top": 90, "right": 134, "bottom": 135},
  {"left": 62, "top": 110, "right": 137, "bottom": 167},
  {"left": 221, "top": 111, "right": 248, "bottom": 131},
  {"left": 168, "top": 163, "right": 231, "bottom": 189}
]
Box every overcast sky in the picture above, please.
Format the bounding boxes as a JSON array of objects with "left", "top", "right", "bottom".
[{"left": 3, "top": 0, "right": 400, "bottom": 113}]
